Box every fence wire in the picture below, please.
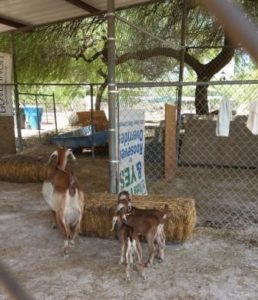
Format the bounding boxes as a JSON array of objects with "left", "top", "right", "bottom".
[{"left": 118, "top": 81, "right": 258, "bottom": 229}]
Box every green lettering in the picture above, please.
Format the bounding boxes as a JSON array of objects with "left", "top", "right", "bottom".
[
  {"left": 124, "top": 167, "right": 130, "bottom": 187},
  {"left": 131, "top": 165, "right": 137, "bottom": 184}
]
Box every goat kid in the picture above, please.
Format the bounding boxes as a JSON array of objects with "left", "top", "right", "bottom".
[
  {"left": 121, "top": 210, "right": 167, "bottom": 266},
  {"left": 116, "top": 191, "right": 167, "bottom": 263},
  {"left": 111, "top": 212, "right": 145, "bottom": 281},
  {"left": 42, "top": 148, "right": 84, "bottom": 255}
]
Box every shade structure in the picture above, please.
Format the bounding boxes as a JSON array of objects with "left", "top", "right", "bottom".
[{"left": 0, "top": 0, "right": 159, "bottom": 33}]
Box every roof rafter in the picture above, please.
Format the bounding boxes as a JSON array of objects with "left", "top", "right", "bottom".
[
  {"left": 0, "top": 15, "right": 28, "bottom": 28},
  {"left": 64, "top": 0, "right": 101, "bottom": 13}
]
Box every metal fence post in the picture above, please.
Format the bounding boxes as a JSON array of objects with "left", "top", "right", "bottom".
[
  {"left": 52, "top": 93, "right": 58, "bottom": 134},
  {"left": 90, "top": 84, "right": 95, "bottom": 159},
  {"left": 176, "top": 0, "right": 187, "bottom": 161},
  {"left": 35, "top": 94, "right": 41, "bottom": 139},
  {"left": 11, "top": 32, "right": 23, "bottom": 152},
  {"left": 107, "top": 0, "right": 119, "bottom": 193}
]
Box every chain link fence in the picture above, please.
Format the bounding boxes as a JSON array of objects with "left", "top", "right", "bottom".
[
  {"left": 114, "top": 4, "right": 258, "bottom": 230},
  {"left": 9, "top": 2, "right": 258, "bottom": 230},
  {"left": 14, "top": 84, "right": 108, "bottom": 145},
  {"left": 118, "top": 81, "right": 258, "bottom": 229}
]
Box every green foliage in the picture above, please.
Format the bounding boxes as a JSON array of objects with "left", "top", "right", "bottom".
[
  {"left": 0, "top": 33, "right": 11, "bottom": 53},
  {"left": 0, "top": 0, "right": 257, "bottom": 107}
]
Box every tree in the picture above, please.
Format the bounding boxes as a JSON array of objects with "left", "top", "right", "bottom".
[
  {"left": 115, "top": 1, "right": 235, "bottom": 114},
  {"left": 115, "top": 0, "right": 257, "bottom": 113},
  {"left": 6, "top": 0, "right": 258, "bottom": 113}
]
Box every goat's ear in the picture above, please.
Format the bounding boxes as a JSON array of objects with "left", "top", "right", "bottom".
[
  {"left": 128, "top": 199, "right": 132, "bottom": 211},
  {"left": 67, "top": 149, "right": 76, "bottom": 162},
  {"left": 117, "top": 191, "right": 122, "bottom": 200},
  {"left": 122, "top": 214, "right": 127, "bottom": 224},
  {"left": 47, "top": 150, "right": 58, "bottom": 165},
  {"left": 111, "top": 216, "right": 118, "bottom": 231},
  {"left": 116, "top": 203, "right": 125, "bottom": 212},
  {"left": 164, "top": 204, "right": 169, "bottom": 212},
  {"left": 128, "top": 193, "right": 133, "bottom": 203}
]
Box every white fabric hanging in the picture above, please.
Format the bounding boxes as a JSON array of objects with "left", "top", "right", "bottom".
[
  {"left": 246, "top": 101, "right": 258, "bottom": 135},
  {"left": 216, "top": 98, "right": 233, "bottom": 137}
]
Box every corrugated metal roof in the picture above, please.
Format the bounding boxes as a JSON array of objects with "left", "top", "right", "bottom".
[{"left": 0, "top": 0, "right": 157, "bottom": 32}]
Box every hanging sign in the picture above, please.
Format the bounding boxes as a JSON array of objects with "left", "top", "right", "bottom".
[
  {"left": 0, "top": 53, "right": 13, "bottom": 116},
  {"left": 119, "top": 109, "right": 147, "bottom": 195}
]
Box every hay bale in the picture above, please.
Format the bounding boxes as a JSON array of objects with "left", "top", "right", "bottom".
[
  {"left": 0, "top": 155, "right": 49, "bottom": 182},
  {"left": 81, "top": 193, "right": 196, "bottom": 242}
]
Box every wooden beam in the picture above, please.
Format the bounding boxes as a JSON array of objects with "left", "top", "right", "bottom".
[
  {"left": 64, "top": 0, "right": 100, "bottom": 13},
  {"left": 0, "top": 16, "right": 27, "bottom": 28},
  {"left": 164, "top": 104, "right": 177, "bottom": 181}
]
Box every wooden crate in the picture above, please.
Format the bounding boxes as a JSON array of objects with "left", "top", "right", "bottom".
[{"left": 77, "top": 110, "right": 108, "bottom": 132}]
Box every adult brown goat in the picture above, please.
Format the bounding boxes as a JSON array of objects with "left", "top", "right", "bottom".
[{"left": 42, "top": 148, "right": 84, "bottom": 255}]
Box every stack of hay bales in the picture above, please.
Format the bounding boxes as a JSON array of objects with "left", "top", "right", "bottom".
[
  {"left": 81, "top": 193, "right": 196, "bottom": 242},
  {"left": 0, "top": 155, "right": 49, "bottom": 182}
]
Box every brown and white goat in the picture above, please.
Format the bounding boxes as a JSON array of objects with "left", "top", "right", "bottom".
[
  {"left": 111, "top": 212, "right": 145, "bottom": 280},
  {"left": 116, "top": 191, "right": 167, "bottom": 264},
  {"left": 42, "top": 148, "right": 84, "bottom": 255}
]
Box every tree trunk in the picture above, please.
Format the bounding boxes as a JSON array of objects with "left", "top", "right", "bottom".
[
  {"left": 193, "top": 37, "right": 235, "bottom": 115},
  {"left": 95, "top": 80, "right": 107, "bottom": 110},
  {"left": 117, "top": 36, "right": 234, "bottom": 116},
  {"left": 195, "top": 79, "right": 209, "bottom": 115}
]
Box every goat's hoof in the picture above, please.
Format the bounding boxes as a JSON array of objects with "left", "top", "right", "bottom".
[
  {"left": 69, "top": 240, "right": 75, "bottom": 247},
  {"left": 125, "top": 276, "right": 131, "bottom": 281},
  {"left": 156, "top": 257, "right": 164, "bottom": 263},
  {"left": 52, "top": 224, "right": 57, "bottom": 229},
  {"left": 145, "top": 262, "right": 152, "bottom": 267}
]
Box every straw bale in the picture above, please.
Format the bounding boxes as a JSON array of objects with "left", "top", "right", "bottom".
[
  {"left": 81, "top": 193, "right": 196, "bottom": 242},
  {"left": 0, "top": 155, "right": 50, "bottom": 182}
]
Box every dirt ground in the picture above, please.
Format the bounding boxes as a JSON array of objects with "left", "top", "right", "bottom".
[{"left": 1, "top": 168, "right": 258, "bottom": 299}]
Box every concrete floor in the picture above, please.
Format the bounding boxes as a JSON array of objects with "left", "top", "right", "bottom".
[{"left": 1, "top": 181, "right": 258, "bottom": 300}]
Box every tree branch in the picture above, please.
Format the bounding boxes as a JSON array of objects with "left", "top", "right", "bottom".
[{"left": 116, "top": 46, "right": 203, "bottom": 73}]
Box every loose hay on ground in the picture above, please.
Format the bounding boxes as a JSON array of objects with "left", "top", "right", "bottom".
[{"left": 81, "top": 193, "right": 196, "bottom": 242}]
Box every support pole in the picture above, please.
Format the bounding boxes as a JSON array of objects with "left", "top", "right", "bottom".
[
  {"left": 90, "top": 84, "right": 95, "bottom": 159},
  {"left": 107, "top": 0, "right": 118, "bottom": 193},
  {"left": 35, "top": 94, "right": 41, "bottom": 139},
  {"left": 176, "top": 0, "right": 187, "bottom": 161},
  {"left": 11, "top": 33, "right": 23, "bottom": 151},
  {"left": 52, "top": 93, "right": 58, "bottom": 134}
]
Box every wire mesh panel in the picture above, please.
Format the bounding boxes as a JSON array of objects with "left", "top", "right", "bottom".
[
  {"left": 118, "top": 81, "right": 258, "bottom": 229},
  {"left": 14, "top": 84, "right": 107, "bottom": 144},
  {"left": 118, "top": 85, "right": 178, "bottom": 185}
]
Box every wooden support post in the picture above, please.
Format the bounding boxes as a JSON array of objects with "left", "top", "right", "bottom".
[
  {"left": 165, "top": 104, "right": 177, "bottom": 181},
  {"left": 0, "top": 116, "right": 16, "bottom": 155}
]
